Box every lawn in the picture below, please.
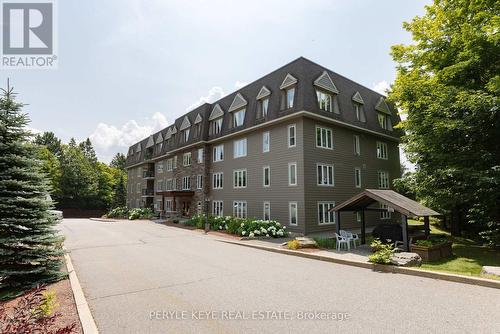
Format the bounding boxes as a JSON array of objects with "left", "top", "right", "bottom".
[{"left": 408, "top": 219, "right": 500, "bottom": 279}]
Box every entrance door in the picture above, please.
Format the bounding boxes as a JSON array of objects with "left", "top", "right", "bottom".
[{"left": 182, "top": 201, "right": 190, "bottom": 216}]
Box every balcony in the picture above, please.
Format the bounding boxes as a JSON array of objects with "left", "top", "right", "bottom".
[
  {"left": 143, "top": 170, "right": 155, "bottom": 179},
  {"left": 141, "top": 188, "right": 155, "bottom": 197}
]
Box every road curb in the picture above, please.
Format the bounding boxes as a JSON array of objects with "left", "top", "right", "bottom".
[
  {"left": 65, "top": 252, "right": 99, "bottom": 334},
  {"left": 216, "top": 239, "right": 500, "bottom": 290}
]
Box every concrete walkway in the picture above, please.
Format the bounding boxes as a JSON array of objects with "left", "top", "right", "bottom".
[{"left": 60, "top": 219, "right": 500, "bottom": 334}]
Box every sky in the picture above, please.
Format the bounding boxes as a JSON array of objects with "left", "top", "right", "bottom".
[{"left": 1, "top": 0, "right": 430, "bottom": 164}]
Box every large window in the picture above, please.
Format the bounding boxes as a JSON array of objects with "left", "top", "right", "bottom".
[
  {"left": 285, "top": 87, "right": 295, "bottom": 109},
  {"left": 197, "top": 148, "right": 204, "bottom": 163},
  {"left": 262, "top": 131, "right": 270, "bottom": 152},
  {"left": 317, "top": 163, "right": 334, "bottom": 186},
  {"left": 289, "top": 202, "right": 298, "bottom": 226},
  {"left": 173, "top": 156, "right": 177, "bottom": 169},
  {"left": 157, "top": 180, "right": 164, "bottom": 191},
  {"left": 233, "top": 109, "right": 245, "bottom": 128},
  {"left": 213, "top": 172, "right": 223, "bottom": 189},
  {"left": 316, "top": 126, "right": 333, "bottom": 149},
  {"left": 166, "top": 179, "right": 173, "bottom": 191},
  {"left": 233, "top": 138, "right": 247, "bottom": 158},
  {"left": 263, "top": 166, "right": 270, "bottom": 187},
  {"left": 233, "top": 201, "right": 247, "bottom": 219},
  {"left": 157, "top": 162, "right": 163, "bottom": 173},
  {"left": 196, "top": 175, "right": 203, "bottom": 189},
  {"left": 288, "top": 124, "right": 296, "bottom": 148},
  {"left": 166, "top": 158, "right": 173, "bottom": 171},
  {"left": 261, "top": 98, "right": 269, "bottom": 118},
  {"left": 213, "top": 144, "right": 224, "bottom": 162},
  {"left": 233, "top": 169, "right": 247, "bottom": 188},
  {"left": 354, "top": 168, "right": 362, "bottom": 188},
  {"left": 288, "top": 162, "right": 297, "bottom": 186},
  {"left": 353, "top": 135, "right": 360, "bottom": 156},
  {"left": 165, "top": 199, "right": 173, "bottom": 212},
  {"left": 182, "top": 176, "right": 191, "bottom": 190},
  {"left": 136, "top": 183, "right": 141, "bottom": 193},
  {"left": 263, "top": 201, "right": 271, "bottom": 221},
  {"left": 378, "top": 171, "right": 390, "bottom": 189},
  {"left": 318, "top": 202, "right": 335, "bottom": 224},
  {"left": 183, "top": 152, "right": 192, "bottom": 166},
  {"left": 376, "top": 141, "right": 388, "bottom": 160},
  {"left": 213, "top": 201, "right": 223, "bottom": 217},
  {"left": 209, "top": 117, "right": 223, "bottom": 135},
  {"left": 316, "top": 90, "right": 332, "bottom": 112}
]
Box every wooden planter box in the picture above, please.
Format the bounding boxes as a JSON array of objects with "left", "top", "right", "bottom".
[{"left": 410, "top": 241, "right": 453, "bottom": 262}]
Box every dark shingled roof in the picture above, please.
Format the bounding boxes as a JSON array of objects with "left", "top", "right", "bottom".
[{"left": 332, "top": 189, "right": 440, "bottom": 217}]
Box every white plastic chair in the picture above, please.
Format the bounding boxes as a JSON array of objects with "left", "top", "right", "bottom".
[
  {"left": 335, "top": 233, "right": 350, "bottom": 251},
  {"left": 340, "top": 230, "right": 359, "bottom": 249}
]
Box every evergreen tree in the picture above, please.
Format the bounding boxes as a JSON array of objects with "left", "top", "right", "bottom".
[
  {"left": 78, "top": 138, "right": 98, "bottom": 164},
  {"left": 110, "top": 152, "right": 126, "bottom": 171},
  {"left": 33, "top": 131, "right": 62, "bottom": 158},
  {"left": 0, "top": 84, "right": 64, "bottom": 299}
]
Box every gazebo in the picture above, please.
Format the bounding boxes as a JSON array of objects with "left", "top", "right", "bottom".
[{"left": 331, "top": 189, "right": 440, "bottom": 251}]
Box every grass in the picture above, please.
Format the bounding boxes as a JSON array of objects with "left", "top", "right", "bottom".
[
  {"left": 408, "top": 218, "right": 500, "bottom": 279},
  {"left": 313, "top": 237, "right": 336, "bottom": 249}
]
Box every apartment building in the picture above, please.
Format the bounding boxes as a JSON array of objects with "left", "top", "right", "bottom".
[{"left": 125, "top": 57, "right": 401, "bottom": 234}]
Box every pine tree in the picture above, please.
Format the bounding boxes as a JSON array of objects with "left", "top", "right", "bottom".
[{"left": 0, "top": 83, "right": 65, "bottom": 300}]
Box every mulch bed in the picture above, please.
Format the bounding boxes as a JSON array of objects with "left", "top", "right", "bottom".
[{"left": 1, "top": 278, "right": 83, "bottom": 333}]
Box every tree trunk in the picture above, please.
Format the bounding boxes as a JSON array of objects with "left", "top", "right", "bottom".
[{"left": 451, "top": 207, "right": 461, "bottom": 236}]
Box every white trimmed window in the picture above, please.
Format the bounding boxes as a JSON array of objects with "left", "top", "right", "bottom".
[
  {"left": 356, "top": 211, "right": 362, "bottom": 223},
  {"left": 263, "top": 201, "right": 271, "bottom": 221},
  {"left": 157, "top": 180, "right": 164, "bottom": 191},
  {"left": 380, "top": 204, "right": 391, "bottom": 219},
  {"left": 233, "top": 169, "right": 247, "bottom": 188},
  {"left": 197, "top": 148, "right": 204, "bottom": 163},
  {"left": 263, "top": 166, "right": 270, "bottom": 187},
  {"left": 173, "top": 156, "right": 177, "bottom": 169},
  {"left": 233, "top": 109, "right": 246, "bottom": 128},
  {"left": 288, "top": 162, "right": 297, "bottom": 186},
  {"left": 166, "top": 158, "right": 173, "bottom": 171},
  {"left": 136, "top": 183, "right": 141, "bottom": 193},
  {"left": 354, "top": 168, "right": 362, "bottom": 188},
  {"left": 378, "top": 113, "right": 392, "bottom": 130},
  {"left": 261, "top": 98, "right": 269, "bottom": 118},
  {"left": 289, "top": 202, "right": 298, "bottom": 226},
  {"left": 183, "top": 152, "right": 192, "bottom": 166},
  {"left": 378, "top": 171, "right": 390, "bottom": 189},
  {"left": 233, "top": 138, "right": 247, "bottom": 158},
  {"left": 157, "top": 162, "right": 164, "bottom": 173},
  {"left": 318, "top": 202, "right": 335, "bottom": 225},
  {"left": 316, "top": 126, "right": 333, "bottom": 149},
  {"left": 213, "top": 200, "right": 223, "bottom": 217},
  {"left": 213, "top": 172, "right": 223, "bottom": 189},
  {"left": 166, "top": 179, "right": 173, "bottom": 191},
  {"left": 213, "top": 144, "right": 224, "bottom": 162},
  {"left": 233, "top": 201, "right": 247, "bottom": 219},
  {"left": 262, "top": 131, "right": 270, "bottom": 153},
  {"left": 316, "top": 90, "right": 333, "bottom": 112},
  {"left": 196, "top": 175, "right": 203, "bottom": 189},
  {"left": 182, "top": 176, "right": 191, "bottom": 190},
  {"left": 173, "top": 178, "right": 178, "bottom": 190},
  {"left": 165, "top": 199, "right": 173, "bottom": 212},
  {"left": 137, "top": 168, "right": 141, "bottom": 177},
  {"left": 182, "top": 129, "right": 190, "bottom": 142},
  {"left": 285, "top": 87, "right": 295, "bottom": 109},
  {"left": 317, "top": 163, "right": 334, "bottom": 186},
  {"left": 288, "top": 124, "right": 296, "bottom": 148},
  {"left": 209, "top": 117, "right": 223, "bottom": 136},
  {"left": 376, "top": 141, "right": 388, "bottom": 159},
  {"left": 354, "top": 135, "right": 360, "bottom": 156}
]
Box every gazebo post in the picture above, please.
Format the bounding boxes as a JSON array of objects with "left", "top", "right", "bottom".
[
  {"left": 424, "top": 216, "right": 430, "bottom": 237},
  {"left": 401, "top": 214, "right": 409, "bottom": 251},
  {"left": 336, "top": 211, "right": 341, "bottom": 234},
  {"left": 361, "top": 209, "right": 366, "bottom": 245}
]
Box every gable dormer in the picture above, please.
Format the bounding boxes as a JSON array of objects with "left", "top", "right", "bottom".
[
  {"left": 209, "top": 104, "right": 224, "bottom": 121},
  {"left": 280, "top": 73, "right": 298, "bottom": 90},
  {"left": 256, "top": 86, "right": 271, "bottom": 100},
  {"left": 228, "top": 93, "right": 247, "bottom": 112},
  {"left": 314, "top": 71, "right": 339, "bottom": 94},
  {"left": 352, "top": 91, "right": 364, "bottom": 104},
  {"left": 352, "top": 92, "right": 366, "bottom": 123},
  {"left": 314, "top": 71, "right": 340, "bottom": 114},
  {"left": 180, "top": 116, "right": 191, "bottom": 130}
]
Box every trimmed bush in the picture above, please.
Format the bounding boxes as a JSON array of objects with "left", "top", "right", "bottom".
[
  {"left": 368, "top": 239, "right": 394, "bottom": 264},
  {"left": 128, "top": 208, "right": 154, "bottom": 220},
  {"left": 287, "top": 240, "right": 300, "bottom": 250},
  {"left": 106, "top": 206, "right": 128, "bottom": 218}
]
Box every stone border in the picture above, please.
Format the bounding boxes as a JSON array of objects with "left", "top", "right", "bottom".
[
  {"left": 65, "top": 253, "right": 99, "bottom": 334},
  {"left": 216, "top": 239, "right": 500, "bottom": 290}
]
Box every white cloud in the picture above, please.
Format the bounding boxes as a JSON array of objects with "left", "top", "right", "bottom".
[
  {"left": 89, "top": 112, "right": 169, "bottom": 163},
  {"left": 372, "top": 80, "right": 390, "bottom": 96},
  {"left": 186, "top": 81, "right": 249, "bottom": 111},
  {"left": 234, "top": 81, "right": 248, "bottom": 89}
]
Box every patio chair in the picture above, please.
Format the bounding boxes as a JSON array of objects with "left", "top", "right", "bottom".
[
  {"left": 340, "top": 230, "right": 359, "bottom": 249},
  {"left": 335, "top": 233, "right": 350, "bottom": 251}
]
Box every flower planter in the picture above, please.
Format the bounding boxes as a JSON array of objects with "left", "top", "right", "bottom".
[{"left": 410, "top": 241, "right": 453, "bottom": 262}]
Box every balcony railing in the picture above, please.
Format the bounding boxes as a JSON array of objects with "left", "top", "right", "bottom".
[
  {"left": 141, "top": 188, "right": 154, "bottom": 196},
  {"left": 143, "top": 170, "right": 155, "bottom": 178}
]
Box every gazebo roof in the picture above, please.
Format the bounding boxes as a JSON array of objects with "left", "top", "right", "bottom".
[{"left": 332, "top": 189, "right": 440, "bottom": 217}]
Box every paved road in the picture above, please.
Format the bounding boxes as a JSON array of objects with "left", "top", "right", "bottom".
[{"left": 60, "top": 219, "right": 500, "bottom": 334}]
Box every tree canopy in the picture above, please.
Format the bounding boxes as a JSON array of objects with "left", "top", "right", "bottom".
[{"left": 390, "top": 0, "right": 499, "bottom": 245}]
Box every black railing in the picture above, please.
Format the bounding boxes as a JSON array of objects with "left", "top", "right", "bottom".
[
  {"left": 141, "top": 188, "right": 154, "bottom": 196},
  {"left": 143, "top": 170, "right": 155, "bottom": 178}
]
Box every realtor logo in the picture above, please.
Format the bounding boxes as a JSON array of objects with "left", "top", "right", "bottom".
[{"left": 1, "top": 0, "right": 57, "bottom": 69}]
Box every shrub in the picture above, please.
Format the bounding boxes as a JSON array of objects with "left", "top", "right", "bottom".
[
  {"left": 238, "top": 220, "right": 288, "bottom": 238},
  {"left": 128, "top": 208, "right": 154, "bottom": 220},
  {"left": 287, "top": 240, "right": 300, "bottom": 250},
  {"left": 314, "top": 237, "right": 336, "bottom": 249},
  {"left": 106, "top": 206, "right": 128, "bottom": 218},
  {"left": 0, "top": 286, "right": 76, "bottom": 333},
  {"left": 414, "top": 234, "right": 449, "bottom": 247},
  {"left": 368, "top": 240, "right": 394, "bottom": 264}
]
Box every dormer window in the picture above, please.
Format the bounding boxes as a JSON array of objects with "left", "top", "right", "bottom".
[
  {"left": 232, "top": 109, "right": 245, "bottom": 128},
  {"left": 209, "top": 117, "right": 222, "bottom": 135},
  {"left": 194, "top": 114, "right": 203, "bottom": 137},
  {"left": 314, "top": 71, "right": 340, "bottom": 114},
  {"left": 352, "top": 92, "right": 366, "bottom": 122},
  {"left": 209, "top": 104, "right": 224, "bottom": 136},
  {"left": 182, "top": 128, "right": 190, "bottom": 142},
  {"left": 280, "top": 74, "right": 298, "bottom": 110},
  {"left": 259, "top": 98, "right": 269, "bottom": 118},
  {"left": 256, "top": 86, "right": 271, "bottom": 119},
  {"left": 377, "top": 113, "right": 392, "bottom": 130}
]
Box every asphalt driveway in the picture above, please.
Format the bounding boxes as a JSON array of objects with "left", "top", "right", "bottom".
[{"left": 60, "top": 219, "right": 500, "bottom": 334}]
